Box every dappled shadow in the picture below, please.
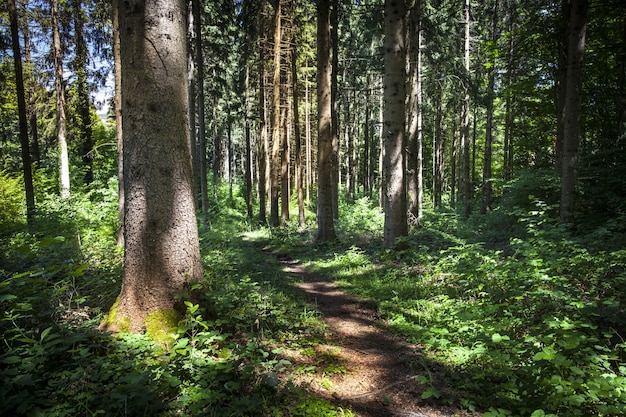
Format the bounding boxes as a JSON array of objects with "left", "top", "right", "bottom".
[{"left": 257, "top": 246, "right": 477, "bottom": 417}]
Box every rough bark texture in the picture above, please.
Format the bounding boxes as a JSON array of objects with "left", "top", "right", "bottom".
[
  {"left": 51, "top": 0, "right": 70, "bottom": 199},
  {"left": 8, "top": 0, "right": 35, "bottom": 223},
  {"left": 559, "top": 0, "right": 588, "bottom": 223},
  {"left": 383, "top": 0, "right": 407, "bottom": 248},
  {"left": 270, "top": 0, "right": 282, "bottom": 227},
  {"left": 113, "top": 0, "right": 124, "bottom": 246},
  {"left": 111, "top": 0, "right": 203, "bottom": 333},
  {"left": 194, "top": 0, "right": 209, "bottom": 223},
  {"left": 406, "top": 0, "right": 421, "bottom": 226},
  {"left": 316, "top": 0, "right": 337, "bottom": 242}
]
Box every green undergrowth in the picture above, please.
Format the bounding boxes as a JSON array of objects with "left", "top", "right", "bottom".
[
  {"left": 1, "top": 183, "right": 354, "bottom": 416},
  {"left": 267, "top": 194, "right": 626, "bottom": 416}
]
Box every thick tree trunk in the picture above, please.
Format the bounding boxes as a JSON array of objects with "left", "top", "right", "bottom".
[
  {"left": 316, "top": 0, "right": 337, "bottom": 241},
  {"left": 383, "top": 0, "right": 407, "bottom": 248},
  {"left": 559, "top": 0, "right": 588, "bottom": 223},
  {"left": 51, "top": 0, "right": 70, "bottom": 199},
  {"left": 107, "top": 0, "right": 203, "bottom": 334},
  {"left": 113, "top": 0, "right": 124, "bottom": 246},
  {"left": 8, "top": 0, "right": 35, "bottom": 224}
]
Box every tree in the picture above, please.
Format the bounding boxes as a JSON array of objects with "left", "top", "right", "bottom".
[
  {"left": 406, "top": 0, "right": 423, "bottom": 225},
  {"left": 104, "top": 0, "right": 203, "bottom": 333},
  {"left": 51, "top": 0, "right": 70, "bottom": 199},
  {"left": 461, "top": 0, "right": 471, "bottom": 218},
  {"left": 269, "top": 0, "right": 282, "bottom": 227},
  {"left": 71, "top": 0, "right": 93, "bottom": 185},
  {"left": 8, "top": 0, "right": 35, "bottom": 224},
  {"left": 383, "top": 0, "right": 407, "bottom": 248},
  {"left": 480, "top": 0, "right": 498, "bottom": 215},
  {"left": 194, "top": 0, "right": 209, "bottom": 223},
  {"left": 316, "top": 0, "right": 336, "bottom": 242},
  {"left": 559, "top": 0, "right": 588, "bottom": 223}
]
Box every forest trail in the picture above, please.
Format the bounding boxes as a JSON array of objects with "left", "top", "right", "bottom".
[{"left": 270, "top": 252, "right": 476, "bottom": 417}]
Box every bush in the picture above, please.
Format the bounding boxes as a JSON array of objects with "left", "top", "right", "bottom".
[{"left": 0, "top": 170, "right": 25, "bottom": 227}]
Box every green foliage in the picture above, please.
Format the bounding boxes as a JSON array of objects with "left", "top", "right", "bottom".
[
  {"left": 0, "top": 170, "right": 25, "bottom": 227},
  {"left": 269, "top": 193, "right": 626, "bottom": 416},
  {"left": 1, "top": 191, "right": 351, "bottom": 416}
]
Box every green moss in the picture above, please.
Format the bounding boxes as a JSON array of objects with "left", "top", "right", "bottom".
[
  {"left": 99, "top": 297, "right": 130, "bottom": 333},
  {"left": 145, "top": 308, "right": 180, "bottom": 349}
]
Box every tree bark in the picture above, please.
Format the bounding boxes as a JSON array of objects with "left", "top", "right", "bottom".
[
  {"left": 72, "top": 0, "right": 93, "bottom": 185},
  {"left": 108, "top": 0, "right": 203, "bottom": 333},
  {"left": 113, "top": 0, "right": 124, "bottom": 246},
  {"left": 194, "top": 0, "right": 209, "bottom": 224},
  {"left": 316, "top": 0, "right": 337, "bottom": 241},
  {"left": 330, "top": 0, "right": 339, "bottom": 220},
  {"left": 461, "top": 0, "right": 471, "bottom": 218},
  {"left": 481, "top": 1, "right": 498, "bottom": 215},
  {"left": 292, "top": 40, "right": 305, "bottom": 227},
  {"left": 51, "top": 0, "right": 70, "bottom": 199},
  {"left": 270, "top": 0, "right": 282, "bottom": 227},
  {"left": 383, "top": 0, "right": 407, "bottom": 248},
  {"left": 8, "top": 0, "right": 35, "bottom": 224},
  {"left": 559, "top": 0, "right": 588, "bottom": 223}
]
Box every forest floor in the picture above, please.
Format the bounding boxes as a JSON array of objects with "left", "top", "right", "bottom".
[{"left": 268, "top": 250, "right": 478, "bottom": 417}]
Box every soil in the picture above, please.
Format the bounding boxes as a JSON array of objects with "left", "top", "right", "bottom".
[{"left": 272, "top": 252, "right": 478, "bottom": 417}]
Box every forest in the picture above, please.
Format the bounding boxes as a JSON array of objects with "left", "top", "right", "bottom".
[{"left": 1, "top": 0, "right": 625, "bottom": 416}]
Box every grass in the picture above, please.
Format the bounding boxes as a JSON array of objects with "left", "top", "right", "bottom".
[{"left": 2, "top": 177, "right": 625, "bottom": 416}]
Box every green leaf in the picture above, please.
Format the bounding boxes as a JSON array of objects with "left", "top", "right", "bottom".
[
  {"left": 530, "top": 410, "right": 545, "bottom": 417},
  {"left": 0, "top": 294, "right": 17, "bottom": 302},
  {"left": 491, "top": 333, "right": 509, "bottom": 343},
  {"left": 1, "top": 355, "right": 22, "bottom": 364}
]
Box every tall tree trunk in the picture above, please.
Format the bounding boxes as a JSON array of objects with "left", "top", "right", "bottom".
[
  {"left": 383, "top": 0, "right": 407, "bottom": 248},
  {"left": 433, "top": 84, "right": 444, "bottom": 209},
  {"left": 503, "top": 3, "right": 516, "bottom": 181},
  {"left": 305, "top": 57, "right": 312, "bottom": 206},
  {"left": 106, "top": 0, "right": 202, "bottom": 334},
  {"left": 21, "top": 3, "right": 40, "bottom": 165},
  {"left": 406, "top": 0, "right": 421, "bottom": 225},
  {"left": 559, "top": 0, "right": 588, "bottom": 223},
  {"left": 556, "top": 0, "right": 571, "bottom": 172},
  {"left": 269, "top": 0, "right": 282, "bottom": 227},
  {"left": 113, "top": 0, "right": 124, "bottom": 246},
  {"left": 258, "top": 31, "right": 269, "bottom": 224},
  {"left": 330, "top": 0, "right": 339, "bottom": 220},
  {"left": 292, "top": 40, "right": 305, "bottom": 227},
  {"left": 461, "top": 0, "right": 471, "bottom": 218},
  {"left": 280, "top": 88, "right": 289, "bottom": 222},
  {"left": 51, "top": 0, "right": 70, "bottom": 199},
  {"left": 363, "top": 80, "right": 371, "bottom": 195},
  {"left": 194, "top": 0, "right": 209, "bottom": 224},
  {"left": 244, "top": 63, "right": 254, "bottom": 218},
  {"left": 72, "top": 0, "right": 93, "bottom": 185},
  {"left": 316, "top": 0, "right": 336, "bottom": 241},
  {"left": 8, "top": 0, "right": 35, "bottom": 224},
  {"left": 187, "top": 0, "right": 197, "bottom": 205},
  {"left": 480, "top": 0, "right": 498, "bottom": 215}
]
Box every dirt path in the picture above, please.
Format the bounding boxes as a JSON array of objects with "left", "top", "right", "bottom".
[{"left": 274, "top": 253, "right": 475, "bottom": 417}]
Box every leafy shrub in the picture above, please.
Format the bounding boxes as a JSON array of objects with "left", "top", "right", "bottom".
[{"left": 0, "top": 170, "right": 25, "bottom": 227}]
